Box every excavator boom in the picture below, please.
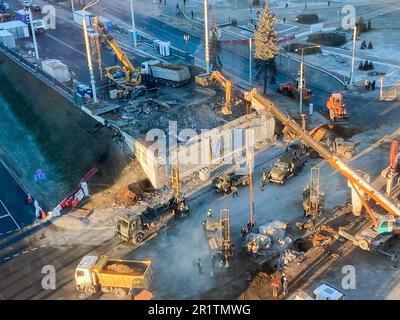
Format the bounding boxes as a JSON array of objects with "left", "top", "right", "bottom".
[
  {"left": 195, "top": 71, "right": 232, "bottom": 115},
  {"left": 93, "top": 16, "right": 140, "bottom": 85},
  {"left": 244, "top": 89, "right": 400, "bottom": 218}
]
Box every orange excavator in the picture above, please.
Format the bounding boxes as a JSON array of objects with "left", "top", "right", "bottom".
[
  {"left": 326, "top": 93, "right": 349, "bottom": 126},
  {"left": 244, "top": 89, "right": 400, "bottom": 258},
  {"left": 195, "top": 71, "right": 232, "bottom": 115}
]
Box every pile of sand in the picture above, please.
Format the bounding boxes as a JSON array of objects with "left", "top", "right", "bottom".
[{"left": 115, "top": 186, "right": 138, "bottom": 206}]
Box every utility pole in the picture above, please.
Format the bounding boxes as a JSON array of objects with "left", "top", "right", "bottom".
[
  {"left": 249, "top": 37, "right": 252, "bottom": 85},
  {"left": 82, "top": 0, "right": 99, "bottom": 103},
  {"left": 130, "top": 0, "right": 137, "bottom": 48},
  {"left": 246, "top": 136, "right": 255, "bottom": 230},
  {"left": 299, "top": 51, "right": 304, "bottom": 114},
  {"left": 349, "top": 25, "right": 356, "bottom": 87},
  {"left": 71, "top": 0, "right": 75, "bottom": 13},
  {"left": 380, "top": 76, "right": 384, "bottom": 100},
  {"left": 204, "top": 0, "right": 210, "bottom": 73},
  {"left": 28, "top": 7, "right": 39, "bottom": 62}
]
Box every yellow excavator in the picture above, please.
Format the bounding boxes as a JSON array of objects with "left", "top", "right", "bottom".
[
  {"left": 195, "top": 71, "right": 232, "bottom": 115},
  {"left": 93, "top": 16, "right": 141, "bottom": 87}
]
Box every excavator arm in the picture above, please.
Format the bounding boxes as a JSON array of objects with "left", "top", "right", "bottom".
[
  {"left": 210, "top": 71, "right": 232, "bottom": 115},
  {"left": 244, "top": 88, "right": 400, "bottom": 219},
  {"left": 195, "top": 71, "right": 232, "bottom": 115},
  {"left": 93, "top": 16, "right": 141, "bottom": 85}
]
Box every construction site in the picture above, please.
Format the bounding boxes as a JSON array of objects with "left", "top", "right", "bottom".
[{"left": 0, "top": 0, "right": 400, "bottom": 303}]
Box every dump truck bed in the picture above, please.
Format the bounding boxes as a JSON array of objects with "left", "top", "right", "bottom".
[{"left": 93, "top": 256, "right": 154, "bottom": 289}]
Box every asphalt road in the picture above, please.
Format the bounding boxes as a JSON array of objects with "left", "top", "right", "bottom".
[{"left": 0, "top": 162, "right": 35, "bottom": 237}]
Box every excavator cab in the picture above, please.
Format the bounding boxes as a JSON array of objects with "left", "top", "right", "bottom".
[{"left": 376, "top": 215, "right": 400, "bottom": 234}]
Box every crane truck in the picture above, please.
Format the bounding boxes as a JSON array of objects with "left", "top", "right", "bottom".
[
  {"left": 94, "top": 16, "right": 190, "bottom": 91},
  {"left": 93, "top": 16, "right": 142, "bottom": 90},
  {"left": 75, "top": 255, "right": 155, "bottom": 298},
  {"left": 195, "top": 71, "right": 233, "bottom": 115},
  {"left": 244, "top": 88, "right": 400, "bottom": 257}
]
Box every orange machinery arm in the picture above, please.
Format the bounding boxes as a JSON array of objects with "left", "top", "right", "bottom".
[
  {"left": 93, "top": 16, "right": 138, "bottom": 77},
  {"left": 244, "top": 88, "right": 400, "bottom": 218},
  {"left": 211, "top": 71, "right": 232, "bottom": 114}
]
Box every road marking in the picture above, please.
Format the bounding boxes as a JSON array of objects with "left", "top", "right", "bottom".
[
  {"left": 3, "top": 257, "right": 10, "bottom": 261},
  {"left": 22, "top": 251, "right": 29, "bottom": 254},
  {"left": 40, "top": 244, "right": 47, "bottom": 248},
  {"left": 12, "top": 254, "right": 19, "bottom": 258},
  {"left": 0, "top": 200, "right": 21, "bottom": 231},
  {"left": 31, "top": 248, "right": 37, "bottom": 251}
]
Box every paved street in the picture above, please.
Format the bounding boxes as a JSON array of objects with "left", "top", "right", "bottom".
[
  {"left": 0, "top": 0, "right": 400, "bottom": 301},
  {"left": 0, "top": 162, "right": 35, "bottom": 237}
]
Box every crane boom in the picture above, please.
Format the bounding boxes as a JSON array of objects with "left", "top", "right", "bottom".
[
  {"left": 93, "top": 16, "right": 140, "bottom": 85},
  {"left": 244, "top": 88, "right": 400, "bottom": 218}
]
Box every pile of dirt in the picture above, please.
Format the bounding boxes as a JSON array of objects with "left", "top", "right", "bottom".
[
  {"left": 115, "top": 185, "right": 138, "bottom": 206},
  {"left": 105, "top": 263, "right": 147, "bottom": 276}
]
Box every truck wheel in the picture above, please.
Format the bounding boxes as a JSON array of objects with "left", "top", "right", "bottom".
[
  {"left": 344, "top": 151, "right": 352, "bottom": 159},
  {"left": 132, "top": 232, "right": 145, "bottom": 245},
  {"left": 84, "top": 286, "right": 96, "bottom": 295},
  {"left": 358, "top": 239, "right": 369, "bottom": 251},
  {"left": 310, "top": 151, "right": 319, "bottom": 159},
  {"left": 115, "top": 288, "right": 128, "bottom": 298}
]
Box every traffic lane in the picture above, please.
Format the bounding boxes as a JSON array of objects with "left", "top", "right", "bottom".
[
  {"left": 98, "top": 2, "right": 202, "bottom": 52},
  {"left": 0, "top": 228, "right": 119, "bottom": 299},
  {"left": 0, "top": 163, "right": 35, "bottom": 236}
]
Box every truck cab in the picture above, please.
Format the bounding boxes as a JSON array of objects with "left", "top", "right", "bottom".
[
  {"left": 262, "top": 150, "right": 307, "bottom": 185},
  {"left": 32, "top": 19, "right": 45, "bottom": 34},
  {"left": 292, "top": 284, "right": 344, "bottom": 300},
  {"left": 140, "top": 60, "right": 160, "bottom": 75},
  {"left": 376, "top": 214, "right": 400, "bottom": 234},
  {"left": 75, "top": 255, "right": 99, "bottom": 291},
  {"left": 116, "top": 202, "right": 176, "bottom": 245}
]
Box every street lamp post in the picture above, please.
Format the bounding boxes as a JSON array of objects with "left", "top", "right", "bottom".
[
  {"left": 204, "top": 0, "right": 210, "bottom": 74},
  {"left": 249, "top": 38, "right": 252, "bottom": 86},
  {"left": 82, "top": 0, "right": 100, "bottom": 103},
  {"left": 183, "top": 34, "right": 190, "bottom": 53},
  {"left": 295, "top": 45, "right": 320, "bottom": 114},
  {"left": 130, "top": 0, "right": 137, "bottom": 48},
  {"left": 71, "top": 0, "right": 75, "bottom": 13},
  {"left": 27, "top": 5, "right": 40, "bottom": 62},
  {"left": 349, "top": 25, "right": 357, "bottom": 87}
]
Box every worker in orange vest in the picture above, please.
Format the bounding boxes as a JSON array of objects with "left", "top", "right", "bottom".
[
  {"left": 26, "top": 194, "right": 33, "bottom": 205},
  {"left": 271, "top": 277, "right": 281, "bottom": 299}
]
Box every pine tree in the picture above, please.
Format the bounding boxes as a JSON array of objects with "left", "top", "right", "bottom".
[{"left": 254, "top": 4, "right": 279, "bottom": 94}]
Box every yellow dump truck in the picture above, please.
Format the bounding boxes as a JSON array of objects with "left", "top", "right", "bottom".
[{"left": 75, "top": 255, "right": 155, "bottom": 298}]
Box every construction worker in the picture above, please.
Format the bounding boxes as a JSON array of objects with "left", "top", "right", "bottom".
[
  {"left": 260, "top": 172, "right": 268, "bottom": 191},
  {"left": 371, "top": 79, "right": 376, "bottom": 91},
  {"left": 247, "top": 219, "right": 254, "bottom": 232},
  {"left": 207, "top": 208, "right": 213, "bottom": 218},
  {"left": 231, "top": 182, "right": 238, "bottom": 198},
  {"left": 26, "top": 194, "right": 33, "bottom": 205},
  {"left": 271, "top": 276, "right": 281, "bottom": 299},
  {"left": 282, "top": 274, "right": 288, "bottom": 296},
  {"left": 197, "top": 258, "right": 203, "bottom": 274},
  {"left": 285, "top": 142, "right": 289, "bottom": 152},
  {"left": 241, "top": 227, "right": 248, "bottom": 239}
]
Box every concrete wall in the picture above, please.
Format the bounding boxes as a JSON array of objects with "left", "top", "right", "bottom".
[{"left": 175, "top": 110, "right": 276, "bottom": 179}]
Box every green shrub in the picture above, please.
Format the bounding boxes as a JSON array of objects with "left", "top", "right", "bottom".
[
  {"left": 308, "top": 32, "right": 347, "bottom": 47},
  {"left": 295, "top": 14, "right": 319, "bottom": 24}
]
